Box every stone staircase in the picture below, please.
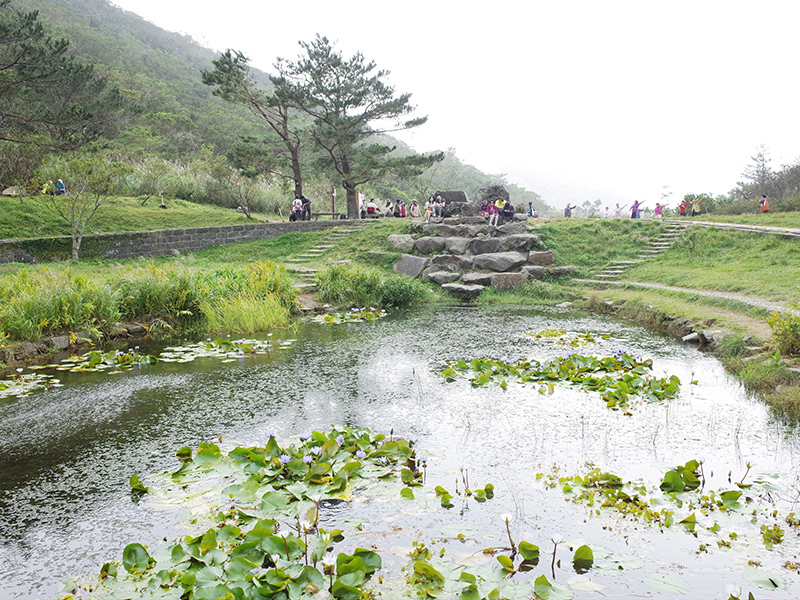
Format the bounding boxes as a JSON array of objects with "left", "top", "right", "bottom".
[
  {"left": 284, "top": 220, "right": 374, "bottom": 291},
  {"left": 593, "top": 221, "right": 688, "bottom": 281}
]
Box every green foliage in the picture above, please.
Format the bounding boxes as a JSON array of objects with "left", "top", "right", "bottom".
[
  {"left": 0, "top": 267, "right": 119, "bottom": 340},
  {"left": 660, "top": 460, "right": 702, "bottom": 493},
  {"left": 81, "top": 427, "right": 411, "bottom": 599},
  {"left": 377, "top": 274, "right": 426, "bottom": 308},
  {"left": 315, "top": 263, "right": 383, "bottom": 308},
  {"left": 0, "top": 0, "right": 127, "bottom": 148},
  {"left": 534, "top": 219, "right": 662, "bottom": 275},
  {"left": 767, "top": 306, "right": 800, "bottom": 356},
  {"left": 273, "top": 34, "right": 443, "bottom": 217},
  {"left": 442, "top": 351, "right": 681, "bottom": 411}
]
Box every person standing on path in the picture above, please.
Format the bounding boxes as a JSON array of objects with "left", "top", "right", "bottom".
[
  {"left": 614, "top": 203, "right": 628, "bottom": 218},
  {"left": 564, "top": 203, "right": 575, "bottom": 218},
  {"left": 759, "top": 194, "right": 769, "bottom": 213},
  {"left": 630, "top": 200, "right": 641, "bottom": 219},
  {"left": 691, "top": 197, "right": 702, "bottom": 216}
]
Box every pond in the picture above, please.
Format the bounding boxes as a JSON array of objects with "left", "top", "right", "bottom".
[{"left": 0, "top": 306, "right": 798, "bottom": 599}]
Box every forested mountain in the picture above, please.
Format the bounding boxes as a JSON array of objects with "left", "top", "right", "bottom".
[{"left": 4, "top": 0, "right": 549, "bottom": 213}]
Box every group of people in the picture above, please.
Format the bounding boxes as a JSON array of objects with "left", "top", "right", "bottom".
[
  {"left": 289, "top": 194, "right": 312, "bottom": 221},
  {"left": 478, "top": 198, "right": 518, "bottom": 226},
  {"left": 359, "top": 197, "right": 421, "bottom": 219}
]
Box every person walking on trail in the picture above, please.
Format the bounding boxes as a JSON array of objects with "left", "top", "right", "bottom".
[
  {"left": 759, "top": 194, "right": 769, "bottom": 213},
  {"left": 691, "top": 197, "right": 702, "bottom": 217}
]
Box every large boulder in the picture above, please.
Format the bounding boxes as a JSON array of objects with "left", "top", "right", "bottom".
[
  {"left": 455, "top": 224, "right": 494, "bottom": 238},
  {"left": 387, "top": 234, "right": 415, "bottom": 252},
  {"left": 468, "top": 237, "right": 503, "bottom": 255},
  {"left": 441, "top": 283, "right": 484, "bottom": 300},
  {"left": 501, "top": 234, "right": 541, "bottom": 252},
  {"left": 433, "top": 224, "right": 457, "bottom": 237},
  {"left": 528, "top": 251, "right": 556, "bottom": 266},
  {"left": 492, "top": 221, "right": 529, "bottom": 236},
  {"left": 491, "top": 272, "right": 529, "bottom": 291},
  {"left": 394, "top": 254, "right": 429, "bottom": 279},
  {"left": 472, "top": 251, "right": 528, "bottom": 272},
  {"left": 473, "top": 185, "right": 510, "bottom": 206},
  {"left": 414, "top": 236, "right": 446, "bottom": 255},
  {"left": 435, "top": 190, "right": 470, "bottom": 217},
  {"left": 427, "top": 270, "right": 461, "bottom": 285},
  {"left": 462, "top": 272, "right": 494, "bottom": 286},
  {"left": 444, "top": 237, "right": 470, "bottom": 255},
  {"left": 432, "top": 254, "right": 473, "bottom": 270},
  {"left": 549, "top": 265, "right": 577, "bottom": 277},
  {"left": 521, "top": 265, "right": 547, "bottom": 279}
]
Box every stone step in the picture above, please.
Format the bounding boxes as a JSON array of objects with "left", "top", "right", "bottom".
[
  {"left": 294, "top": 254, "right": 319, "bottom": 259},
  {"left": 294, "top": 283, "right": 317, "bottom": 292},
  {"left": 594, "top": 273, "right": 620, "bottom": 279}
]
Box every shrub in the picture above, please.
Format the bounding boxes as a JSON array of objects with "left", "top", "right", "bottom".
[
  {"left": 315, "top": 263, "right": 383, "bottom": 307},
  {"left": 0, "top": 268, "right": 120, "bottom": 340},
  {"left": 767, "top": 306, "right": 800, "bottom": 356},
  {"left": 378, "top": 275, "right": 426, "bottom": 308},
  {"left": 111, "top": 263, "right": 205, "bottom": 323}
]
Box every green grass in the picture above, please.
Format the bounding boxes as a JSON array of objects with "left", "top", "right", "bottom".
[
  {"left": 623, "top": 228, "right": 800, "bottom": 302},
  {"left": 532, "top": 219, "right": 663, "bottom": 276},
  {"left": 0, "top": 195, "right": 272, "bottom": 239},
  {"left": 689, "top": 211, "right": 800, "bottom": 228}
]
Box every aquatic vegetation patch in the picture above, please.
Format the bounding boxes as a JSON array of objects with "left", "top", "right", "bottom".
[
  {"left": 441, "top": 351, "right": 681, "bottom": 410},
  {"left": 526, "top": 329, "right": 610, "bottom": 348},
  {"left": 0, "top": 368, "right": 62, "bottom": 399},
  {"left": 311, "top": 307, "right": 387, "bottom": 325},
  {"left": 535, "top": 460, "right": 799, "bottom": 592},
  {"left": 69, "top": 427, "right": 411, "bottom": 599}
]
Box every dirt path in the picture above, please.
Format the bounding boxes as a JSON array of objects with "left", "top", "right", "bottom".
[
  {"left": 573, "top": 278, "right": 796, "bottom": 315},
  {"left": 663, "top": 218, "right": 800, "bottom": 239}
]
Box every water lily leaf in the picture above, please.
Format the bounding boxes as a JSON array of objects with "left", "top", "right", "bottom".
[
  {"left": 644, "top": 573, "right": 691, "bottom": 594},
  {"left": 401, "top": 487, "right": 415, "bottom": 500},
  {"left": 122, "top": 543, "right": 153, "bottom": 573},
  {"left": 129, "top": 472, "right": 148, "bottom": 493},
  {"left": 495, "top": 554, "right": 514, "bottom": 573},
  {"left": 720, "top": 490, "right": 742, "bottom": 506},
  {"left": 192, "top": 584, "right": 236, "bottom": 600},
  {"left": 331, "top": 579, "right": 363, "bottom": 600},
  {"left": 352, "top": 549, "right": 381, "bottom": 573},
  {"left": 572, "top": 544, "right": 593, "bottom": 573},
  {"left": 743, "top": 565, "right": 784, "bottom": 589},
  {"left": 518, "top": 541, "right": 540, "bottom": 563},
  {"left": 533, "top": 574, "right": 574, "bottom": 599},
  {"left": 660, "top": 470, "right": 685, "bottom": 492}
]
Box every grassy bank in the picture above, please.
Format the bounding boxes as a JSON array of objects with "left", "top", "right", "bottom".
[{"left": 0, "top": 195, "right": 272, "bottom": 239}]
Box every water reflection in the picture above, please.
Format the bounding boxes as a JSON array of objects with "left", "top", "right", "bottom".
[{"left": 0, "top": 305, "right": 798, "bottom": 598}]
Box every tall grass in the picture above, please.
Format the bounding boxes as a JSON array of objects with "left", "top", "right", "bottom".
[
  {"left": 316, "top": 263, "right": 383, "bottom": 307},
  {"left": 0, "top": 261, "right": 298, "bottom": 342},
  {"left": 0, "top": 268, "right": 120, "bottom": 340}
]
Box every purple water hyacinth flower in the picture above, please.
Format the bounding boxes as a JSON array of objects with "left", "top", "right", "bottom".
[
  {"left": 310, "top": 446, "right": 321, "bottom": 456},
  {"left": 265, "top": 430, "right": 276, "bottom": 439},
  {"left": 408, "top": 436, "right": 417, "bottom": 445},
  {"left": 561, "top": 352, "right": 573, "bottom": 360},
  {"left": 134, "top": 346, "right": 140, "bottom": 350},
  {"left": 491, "top": 365, "right": 498, "bottom": 372},
  {"left": 302, "top": 455, "right": 313, "bottom": 464},
  {"left": 280, "top": 454, "right": 291, "bottom": 464},
  {"left": 356, "top": 450, "right": 366, "bottom": 459},
  {"left": 335, "top": 435, "right": 344, "bottom": 445},
  {"left": 299, "top": 431, "right": 311, "bottom": 441}
]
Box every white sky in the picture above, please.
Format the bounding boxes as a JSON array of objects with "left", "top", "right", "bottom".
[{"left": 112, "top": 0, "right": 800, "bottom": 208}]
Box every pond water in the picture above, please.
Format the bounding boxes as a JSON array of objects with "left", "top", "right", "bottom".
[{"left": 1, "top": 306, "right": 799, "bottom": 599}]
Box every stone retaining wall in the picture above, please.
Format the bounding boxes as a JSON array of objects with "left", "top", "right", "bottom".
[{"left": 0, "top": 219, "right": 350, "bottom": 264}]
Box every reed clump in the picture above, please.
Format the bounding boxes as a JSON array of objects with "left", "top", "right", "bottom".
[{"left": 0, "top": 261, "right": 298, "bottom": 342}]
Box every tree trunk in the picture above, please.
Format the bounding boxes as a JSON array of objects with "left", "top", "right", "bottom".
[
  {"left": 291, "top": 149, "right": 303, "bottom": 198},
  {"left": 71, "top": 234, "right": 81, "bottom": 263},
  {"left": 344, "top": 181, "right": 358, "bottom": 219}
]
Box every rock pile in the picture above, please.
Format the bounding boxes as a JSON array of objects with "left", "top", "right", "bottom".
[{"left": 390, "top": 216, "right": 576, "bottom": 300}]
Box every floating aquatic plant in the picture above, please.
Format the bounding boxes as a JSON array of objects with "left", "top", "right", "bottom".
[
  {"left": 311, "top": 307, "right": 387, "bottom": 324},
  {"left": 441, "top": 352, "right": 681, "bottom": 410},
  {"left": 0, "top": 368, "right": 62, "bottom": 399}
]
